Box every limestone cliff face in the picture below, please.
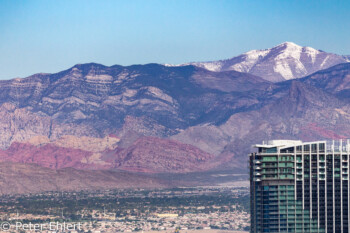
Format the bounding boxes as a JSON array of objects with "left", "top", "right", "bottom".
[{"left": 0, "top": 63, "right": 267, "bottom": 149}]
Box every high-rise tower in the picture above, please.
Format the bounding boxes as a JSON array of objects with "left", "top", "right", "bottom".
[{"left": 249, "top": 140, "right": 350, "bottom": 233}]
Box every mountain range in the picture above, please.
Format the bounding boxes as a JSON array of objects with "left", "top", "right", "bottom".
[{"left": 1, "top": 42, "right": 350, "bottom": 193}]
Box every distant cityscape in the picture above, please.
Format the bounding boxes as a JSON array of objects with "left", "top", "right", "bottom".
[{"left": 0, "top": 187, "right": 250, "bottom": 232}]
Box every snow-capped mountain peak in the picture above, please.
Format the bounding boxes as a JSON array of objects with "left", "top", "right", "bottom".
[
  {"left": 276, "top": 41, "right": 300, "bottom": 48},
  {"left": 183, "top": 42, "right": 349, "bottom": 82}
]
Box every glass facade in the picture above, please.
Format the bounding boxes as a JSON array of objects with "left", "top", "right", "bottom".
[{"left": 250, "top": 140, "right": 350, "bottom": 233}]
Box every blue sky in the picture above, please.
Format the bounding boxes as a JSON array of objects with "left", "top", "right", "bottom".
[{"left": 0, "top": 0, "right": 349, "bottom": 79}]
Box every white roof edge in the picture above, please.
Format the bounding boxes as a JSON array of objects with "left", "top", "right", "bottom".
[
  {"left": 254, "top": 140, "right": 302, "bottom": 148},
  {"left": 254, "top": 140, "right": 330, "bottom": 148}
]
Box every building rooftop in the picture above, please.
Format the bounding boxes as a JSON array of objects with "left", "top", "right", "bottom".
[
  {"left": 254, "top": 140, "right": 303, "bottom": 148},
  {"left": 254, "top": 139, "right": 350, "bottom": 153}
]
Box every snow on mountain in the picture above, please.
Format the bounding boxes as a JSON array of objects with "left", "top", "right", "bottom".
[{"left": 182, "top": 42, "right": 349, "bottom": 82}]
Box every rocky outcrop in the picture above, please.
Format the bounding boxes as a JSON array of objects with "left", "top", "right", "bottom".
[{"left": 113, "top": 137, "right": 216, "bottom": 173}]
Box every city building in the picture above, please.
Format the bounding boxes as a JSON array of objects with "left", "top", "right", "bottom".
[{"left": 249, "top": 140, "right": 350, "bottom": 233}]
